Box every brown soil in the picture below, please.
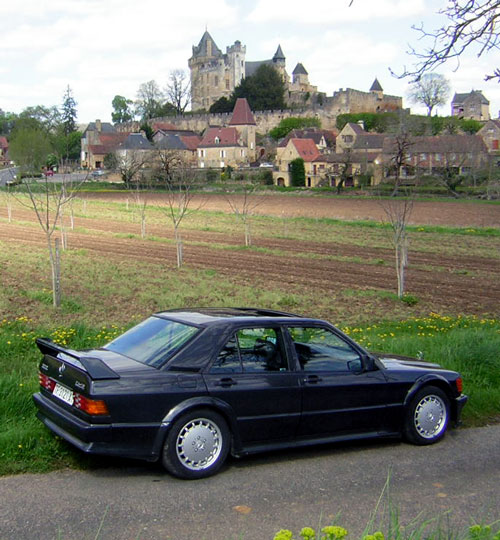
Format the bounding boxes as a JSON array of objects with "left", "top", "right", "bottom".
[
  {"left": 1, "top": 195, "right": 499, "bottom": 318},
  {"left": 83, "top": 192, "right": 500, "bottom": 227}
]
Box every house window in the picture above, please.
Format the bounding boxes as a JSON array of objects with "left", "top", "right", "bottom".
[
  {"left": 198, "top": 149, "right": 205, "bottom": 158},
  {"left": 214, "top": 76, "right": 219, "bottom": 86},
  {"left": 220, "top": 161, "right": 225, "bottom": 168},
  {"left": 220, "top": 150, "right": 226, "bottom": 158},
  {"left": 435, "top": 153, "right": 441, "bottom": 162},
  {"left": 420, "top": 153, "right": 426, "bottom": 160},
  {"left": 200, "top": 162, "right": 205, "bottom": 168},
  {"left": 342, "top": 135, "right": 353, "bottom": 143},
  {"left": 226, "top": 80, "right": 230, "bottom": 89},
  {"left": 215, "top": 137, "right": 220, "bottom": 145}
]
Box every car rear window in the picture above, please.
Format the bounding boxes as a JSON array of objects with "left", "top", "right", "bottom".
[{"left": 104, "top": 316, "right": 199, "bottom": 368}]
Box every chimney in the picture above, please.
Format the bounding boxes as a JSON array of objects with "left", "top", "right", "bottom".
[
  {"left": 96, "top": 119, "right": 102, "bottom": 132},
  {"left": 357, "top": 120, "right": 365, "bottom": 130}
]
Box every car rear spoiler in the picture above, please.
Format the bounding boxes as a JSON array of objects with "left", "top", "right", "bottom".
[{"left": 36, "top": 338, "right": 120, "bottom": 380}]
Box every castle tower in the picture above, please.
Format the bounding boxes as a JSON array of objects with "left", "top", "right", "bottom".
[
  {"left": 369, "top": 78, "right": 384, "bottom": 99},
  {"left": 292, "top": 63, "right": 309, "bottom": 86},
  {"left": 272, "top": 45, "right": 289, "bottom": 84},
  {"left": 226, "top": 40, "right": 246, "bottom": 92},
  {"left": 189, "top": 31, "right": 225, "bottom": 111}
]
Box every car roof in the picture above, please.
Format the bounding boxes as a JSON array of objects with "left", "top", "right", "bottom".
[{"left": 154, "top": 307, "right": 310, "bottom": 326}]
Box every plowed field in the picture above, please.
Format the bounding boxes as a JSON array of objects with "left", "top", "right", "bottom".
[{"left": 1, "top": 193, "right": 499, "bottom": 321}]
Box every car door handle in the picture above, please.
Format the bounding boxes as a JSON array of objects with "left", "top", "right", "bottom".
[
  {"left": 303, "top": 375, "right": 322, "bottom": 384},
  {"left": 215, "top": 377, "right": 237, "bottom": 387}
]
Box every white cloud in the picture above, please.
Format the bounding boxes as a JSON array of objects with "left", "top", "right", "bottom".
[{"left": 247, "top": 0, "right": 426, "bottom": 24}]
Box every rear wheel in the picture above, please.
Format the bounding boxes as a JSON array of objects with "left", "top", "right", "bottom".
[
  {"left": 162, "top": 409, "right": 230, "bottom": 479},
  {"left": 404, "top": 386, "right": 450, "bottom": 445}
]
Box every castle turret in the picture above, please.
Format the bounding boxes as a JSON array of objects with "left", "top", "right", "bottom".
[
  {"left": 292, "top": 63, "right": 309, "bottom": 86},
  {"left": 226, "top": 40, "right": 246, "bottom": 91},
  {"left": 272, "top": 45, "right": 288, "bottom": 84},
  {"left": 369, "top": 78, "right": 383, "bottom": 99}
]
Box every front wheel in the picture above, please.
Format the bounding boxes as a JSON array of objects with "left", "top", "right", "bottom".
[
  {"left": 404, "top": 386, "right": 450, "bottom": 445},
  {"left": 162, "top": 409, "right": 230, "bottom": 479}
]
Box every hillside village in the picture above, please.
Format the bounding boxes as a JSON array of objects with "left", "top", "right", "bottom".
[
  {"left": 3, "top": 30, "right": 498, "bottom": 191},
  {"left": 75, "top": 31, "right": 499, "bottom": 191}
]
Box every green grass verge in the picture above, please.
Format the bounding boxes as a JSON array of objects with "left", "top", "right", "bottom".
[{"left": 0, "top": 314, "right": 498, "bottom": 476}]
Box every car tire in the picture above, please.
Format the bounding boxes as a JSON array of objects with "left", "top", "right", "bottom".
[
  {"left": 403, "top": 386, "right": 450, "bottom": 445},
  {"left": 162, "top": 409, "right": 230, "bottom": 479}
]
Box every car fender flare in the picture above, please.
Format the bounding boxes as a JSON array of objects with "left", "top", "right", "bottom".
[
  {"left": 403, "top": 374, "right": 453, "bottom": 408},
  {"left": 150, "top": 397, "right": 241, "bottom": 459}
]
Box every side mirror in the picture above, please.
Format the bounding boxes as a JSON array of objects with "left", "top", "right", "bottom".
[{"left": 347, "top": 358, "right": 363, "bottom": 373}]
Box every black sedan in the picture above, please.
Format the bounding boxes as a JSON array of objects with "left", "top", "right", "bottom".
[{"left": 33, "top": 308, "right": 468, "bottom": 479}]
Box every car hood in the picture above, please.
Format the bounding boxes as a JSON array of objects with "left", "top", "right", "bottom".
[{"left": 371, "top": 352, "right": 442, "bottom": 370}]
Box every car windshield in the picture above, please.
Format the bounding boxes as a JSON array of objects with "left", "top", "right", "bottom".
[{"left": 104, "top": 316, "right": 199, "bottom": 367}]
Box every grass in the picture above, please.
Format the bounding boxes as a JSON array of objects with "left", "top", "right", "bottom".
[{"left": 0, "top": 193, "right": 498, "bottom": 475}]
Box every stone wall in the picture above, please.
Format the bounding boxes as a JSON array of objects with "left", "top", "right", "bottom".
[{"left": 116, "top": 88, "right": 402, "bottom": 136}]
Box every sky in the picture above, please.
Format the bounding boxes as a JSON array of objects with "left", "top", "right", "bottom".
[{"left": 1, "top": 0, "right": 499, "bottom": 125}]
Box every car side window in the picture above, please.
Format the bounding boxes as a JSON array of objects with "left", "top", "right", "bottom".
[
  {"left": 211, "top": 328, "right": 288, "bottom": 373},
  {"left": 288, "top": 326, "right": 360, "bottom": 372},
  {"left": 211, "top": 335, "right": 242, "bottom": 373}
]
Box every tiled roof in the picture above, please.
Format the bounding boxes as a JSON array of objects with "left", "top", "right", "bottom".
[
  {"left": 345, "top": 122, "right": 366, "bottom": 134},
  {"left": 273, "top": 45, "right": 285, "bottom": 61},
  {"left": 229, "top": 98, "right": 256, "bottom": 125},
  {"left": 119, "top": 133, "right": 153, "bottom": 150},
  {"left": 292, "top": 63, "right": 308, "bottom": 75},
  {"left": 452, "top": 90, "right": 489, "bottom": 105},
  {"left": 192, "top": 31, "right": 222, "bottom": 58},
  {"left": 370, "top": 78, "right": 383, "bottom": 92},
  {"left": 245, "top": 59, "right": 273, "bottom": 77},
  {"left": 353, "top": 133, "right": 386, "bottom": 150},
  {"left": 83, "top": 121, "right": 116, "bottom": 135},
  {"left": 290, "top": 138, "right": 320, "bottom": 161},
  {"left": 199, "top": 127, "right": 240, "bottom": 147},
  {"left": 155, "top": 134, "right": 188, "bottom": 150},
  {"left": 382, "top": 134, "right": 488, "bottom": 154},
  {"left": 0, "top": 136, "right": 8, "bottom": 149},
  {"left": 151, "top": 121, "right": 178, "bottom": 131},
  {"left": 180, "top": 135, "right": 201, "bottom": 151},
  {"left": 89, "top": 132, "right": 129, "bottom": 154}
]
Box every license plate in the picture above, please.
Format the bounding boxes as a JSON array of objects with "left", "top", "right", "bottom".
[{"left": 53, "top": 383, "right": 74, "bottom": 406}]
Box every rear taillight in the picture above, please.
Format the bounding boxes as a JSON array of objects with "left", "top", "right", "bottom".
[
  {"left": 74, "top": 394, "right": 109, "bottom": 415},
  {"left": 456, "top": 377, "right": 463, "bottom": 393},
  {"left": 39, "top": 372, "right": 55, "bottom": 392}
]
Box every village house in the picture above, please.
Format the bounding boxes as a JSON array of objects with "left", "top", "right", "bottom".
[
  {"left": 197, "top": 98, "right": 256, "bottom": 168},
  {"left": 81, "top": 120, "right": 130, "bottom": 169},
  {"left": 451, "top": 90, "right": 490, "bottom": 121},
  {"left": 274, "top": 137, "right": 320, "bottom": 186},
  {"left": 382, "top": 134, "right": 489, "bottom": 179},
  {"left": 478, "top": 119, "right": 500, "bottom": 153}
]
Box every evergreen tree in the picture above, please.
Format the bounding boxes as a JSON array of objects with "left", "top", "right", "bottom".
[{"left": 61, "top": 85, "right": 77, "bottom": 135}]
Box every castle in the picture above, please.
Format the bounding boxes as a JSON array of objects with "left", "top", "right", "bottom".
[{"left": 189, "top": 31, "right": 319, "bottom": 111}]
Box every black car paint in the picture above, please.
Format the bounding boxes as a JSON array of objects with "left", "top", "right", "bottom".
[{"left": 33, "top": 309, "right": 467, "bottom": 466}]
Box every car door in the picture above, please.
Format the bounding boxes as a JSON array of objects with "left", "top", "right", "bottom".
[
  {"left": 203, "top": 326, "right": 302, "bottom": 444},
  {"left": 286, "top": 325, "right": 391, "bottom": 437}
]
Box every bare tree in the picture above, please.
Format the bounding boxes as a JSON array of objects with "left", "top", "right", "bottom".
[
  {"left": 161, "top": 163, "right": 201, "bottom": 268},
  {"left": 385, "top": 131, "right": 414, "bottom": 197},
  {"left": 394, "top": 0, "right": 500, "bottom": 82},
  {"left": 381, "top": 196, "right": 414, "bottom": 298},
  {"left": 115, "top": 150, "right": 150, "bottom": 187},
  {"left": 130, "top": 173, "right": 151, "bottom": 238},
  {"left": 336, "top": 149, "right": 353, "bottom": 194},
  {"left": 165, "top": 69, "right": 191, "bottom": 115},
  {"left": 225, "top": 183, "right": 262, "bottom": 247},
  {"left": 407, "top": 73, "right": 451, "bottom": 116},
  {"left": 8, "top": 127, "right": 86, "bottom": 306},
  {"left": 17, "top": 175, "right": 85, "bottom": 306}
]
